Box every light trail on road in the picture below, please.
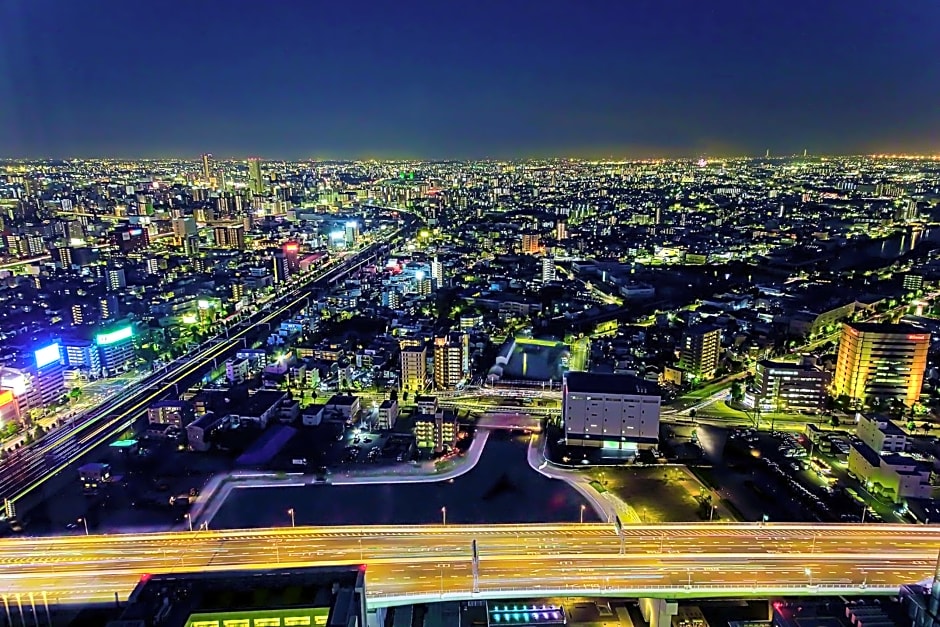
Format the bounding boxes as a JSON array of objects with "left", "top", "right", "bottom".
[{"left": 0, "top": 523, "right": 935, "bottom": 605}]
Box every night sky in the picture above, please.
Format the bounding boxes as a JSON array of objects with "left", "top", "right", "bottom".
[{"left": 1, "top": 0, "right": 938, "bottom": 160}]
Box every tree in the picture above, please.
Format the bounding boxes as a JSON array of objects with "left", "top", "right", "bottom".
[
  {"left": 830, "top": 414, "right": 840, "bottom": 428},
  {"left": 730, "top": 381, "right": 743, "bottom": 402}
]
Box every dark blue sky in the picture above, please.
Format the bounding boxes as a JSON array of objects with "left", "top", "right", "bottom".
[{"left": 1, "top": 0, "right": 938, "bottom": 159}]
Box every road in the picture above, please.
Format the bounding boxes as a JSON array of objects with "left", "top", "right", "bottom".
[
  {"left": 0, "top": 221, "right": 414, "bottom": 513},
  {"left": 0, "top": 523, "right": 936, "bottom": 606}
]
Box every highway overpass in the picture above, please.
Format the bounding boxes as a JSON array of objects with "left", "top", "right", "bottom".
[{"left": 0, "top": 523, "right": 937, "bottom": 608}]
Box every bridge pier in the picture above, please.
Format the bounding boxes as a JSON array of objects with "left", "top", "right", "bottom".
[{"left": 639, "top": 597, "right": 678, "bottom": 627}]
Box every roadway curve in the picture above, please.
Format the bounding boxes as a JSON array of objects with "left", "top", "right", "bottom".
[{"left": 0, "top": 523, "right": 936, "bottom": 606}]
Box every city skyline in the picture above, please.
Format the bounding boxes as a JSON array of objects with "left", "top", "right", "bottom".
[{"left": 2, "top": 1, "right": 939, "bottom": 159}]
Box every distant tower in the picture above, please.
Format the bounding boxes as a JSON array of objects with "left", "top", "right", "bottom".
[
  {"left": 803, "top": 148, "right": 808, "bottom": 158},
  {"left": 202, "top": 153, "right": 212, "bottom": 181},
  {"left": 248, "top": 157, "right": 264, "bottom": 195},
  {"left": 765, "top": 149, "right": 770, "bottom": 158}
]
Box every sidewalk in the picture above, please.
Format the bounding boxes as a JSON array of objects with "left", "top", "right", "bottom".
[
  {"left": 190, "top": 428, "right": 492, "bottom": 528},
  {"left": 526, "top": 433, "right": 640, "bottom": 524}
]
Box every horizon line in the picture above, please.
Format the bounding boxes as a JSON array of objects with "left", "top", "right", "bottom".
[{"left": 1, "top": 152, "right": 940, "bottom": 163}]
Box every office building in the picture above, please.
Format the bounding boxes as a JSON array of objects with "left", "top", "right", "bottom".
[
  {"left": 562, "top": 371, "right": 661, "bottom": 453},
  {"left": 555, "top": 219, "right": 567, "bottom": 241},
  {"left": 400, "top": 344, "right": 427, "bottom": 392},
  {"left": 248, "top": 156, "right": 264, "bottom": 194},
  {"left": 282, "top": 241, "right": 301, "bottom": 273},
  {"left": 748, "top": 359, "right": 829, "bottom": 412},
  {"left": 0, "top": 389, "right": 21, "bottom": 425},
  {"left": 96, "top": 324, "right": 136, "bottom": 376},
  {"left": 433, "top": 332, "right": 468, "bottom": 390},
  {"left": 172, "top": 216, "right": 197, "bottom": 239},
  {"left": 832, "top": 322, "right": 929, "bottom": 407},
  {"left": 678, "top": 324, "right": 721, "bottom": 381},
  {"left": 62, "top": 338, "right": 102, "bottom": 378},
  {"left": 848, "top": 413, "right": 931, "bottom": 503},
  {"left": 344, "top": 220, "right": 359, "bottom": 246},
  {"left": 213, "top": 223, "right": 246, "bottom": 249},
  {"left": 111, "top": 225, "right": 150, "bottom": 253}
]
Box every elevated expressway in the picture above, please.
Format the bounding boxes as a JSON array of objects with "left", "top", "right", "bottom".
[
  {"left": 0, "top": 226, "right": 410, "bottom": 516},
  {"left": 1, "top": 523, "right": 937, "bottom": 608}
]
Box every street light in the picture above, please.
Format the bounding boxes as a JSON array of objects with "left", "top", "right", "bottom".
[
  {"left": 77, "top": 517, "right": 88, "bottom": 536},
  {"left": 580, "top": 504, "right": 586, "bottom": 524},
  {"left": 288, "top": 508, "right": 295, "bottom": 528},
  {"left": 441, "top": 506, "right": 447, "bottom": 526},
  {"left": 804, "top": 567, "right": 813, "bottom": 586},
  {"left": 184, "top": 513, "right": 193, "bottom": 532}
]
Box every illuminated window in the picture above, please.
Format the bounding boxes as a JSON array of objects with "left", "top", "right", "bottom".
[
  {"left": 223, "top": 620, "right": 249, "bottom": 627},
  {"left": 190, "top": 622, "right": 220, "bottom": 627},
  {"left": 284, "top": 618, "right": 312, "bottom": 626},
  {"left": 254, "top": 619, "right": 281, "bottom": 627}
]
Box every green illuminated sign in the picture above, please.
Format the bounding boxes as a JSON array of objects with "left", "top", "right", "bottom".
[
  {"left": 185, "top": 606, "right": 330, "bottom": 627},
  {"left": 96, "top": 325, "right": 133, "bottom": 346}
]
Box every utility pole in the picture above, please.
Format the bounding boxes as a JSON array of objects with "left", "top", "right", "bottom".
[{"left": 472, "top": 539, "right": 480, "bottom": 593}]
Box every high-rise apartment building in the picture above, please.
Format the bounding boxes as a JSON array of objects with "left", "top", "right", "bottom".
[
  {"left": 555, "top": 220, "right": 567, "bottom": 241},
  {"left": 107, "top": 266, "right": 126, "bottom": 292},
  {"left": 430, "top": 257, "right": 443, "bottom": 288},
  {"left": 521, "top": 232, "right": 540, "bottom": 254},
  {"left": 202, "top": 153, "right": 212, "bottom": 182},
  {"left": 833, "top": 322, "right": 929, "bottom": 407},
  {"left": 173, "top": 216, "right": 197, "bottom": 240},
  {"left": 400, "top": 344, "right": 427, "bottom": 392},
  {"left": 541, "top": 257, "right": 556, "bottom": 282},
  {"left": 904, "top": 273, "right": 924, "bottom": 292},
  {"left": 433, "top": 332, "right": 468, "bottom": 390},
  {"left": 248, "top": 157, "right": 264, "bottom": 195},
  {"left": 678, "top": 324, "right": 721, "bottom": 381},
  {"left": 213, "top": 224, "right": 246, "bottom": 249}
]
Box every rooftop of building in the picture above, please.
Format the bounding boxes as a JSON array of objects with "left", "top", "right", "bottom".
[
  {"left": 565, "top": 371, "right": 661, "bottom": 397},
  {"left": 112, "top": 566, "right": 364, "bottom": 627},
  {"left": 325, "top": 393, "right": 359, "bottom": 406},
  {"left": 847, "top": 322, "right": 927, "bottom": 335},
  {"left": 864, "top": 414, "right": 909, "bottom": 437}
]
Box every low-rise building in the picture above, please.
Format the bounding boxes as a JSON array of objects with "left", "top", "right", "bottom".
[
  {"left": 147, "top": 400, "right": 194, "bottom": 427},
  {"left": 414, "top": 409, "right": 458, "bottom": 453},
  {"left": 186, "top": 412, "right": 228, "bottom": 452},
  {"left": 847, "top": 413, "right": 930, "bottom": 502},
  {"left": 228, "top": 390, "right": 289, "bottom": 429},
  {"left": 377, "top": 399, "right": 399, "bottom": 430},
  {"left": 847, "top": 443, "right": 932, "bottom": 502},
  {"left": 323, "top": 394, "right": 361, "bottom": 422},
  {"left": 562, "top": 371, "right": 660, "bottom": 453}
]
